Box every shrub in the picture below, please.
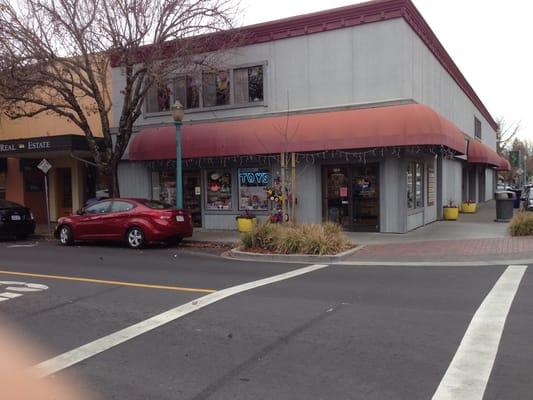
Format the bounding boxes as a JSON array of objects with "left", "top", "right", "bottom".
[
  {"left": 509, "top": 212, "right": 533, "bottom": 236},
  {"left": 250, "top": 222, "right": 279, "bottom": 251},
  {"left": 241, "top": 231, "right": 253, "bottom": 249},
  {"left": 240, "top": 222, "right": 351, "bottom": 255}
]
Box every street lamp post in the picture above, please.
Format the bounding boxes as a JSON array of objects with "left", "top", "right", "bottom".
[{"left": 172, "top": 101, "right": 185, "bottom": 209}]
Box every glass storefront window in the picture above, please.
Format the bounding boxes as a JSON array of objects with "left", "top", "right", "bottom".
[
  {"left": 407, "top": 161, "right": 424, "bottom": 210},
  {"left": 415, "top": 163, "right": 423, "bottom": 208},
  {"left": 238, "top": 168, "right": 271, "bottom": 211},
  {"left": 206, "top": 170, "right": 232, "bottom": 210},
  {"left": 158, "top": 171, "right": 177, "bottom": 205}
]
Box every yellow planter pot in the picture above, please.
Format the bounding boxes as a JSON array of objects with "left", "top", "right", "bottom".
[
  {"left": 236, "top": 217, "right": 256, "bottom": 233},
  {"left": 443, "top": 207, "right": 459, "bottom": 221},
  {"left": 461, "top": 203, "right": 477, "bottom": 213}
]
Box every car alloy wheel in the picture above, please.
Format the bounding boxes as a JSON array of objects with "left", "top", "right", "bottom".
[
  {"left": 59, "top": 226, "right": 73, "bottom": 246},
  {"left": 127, "top": 227, "right": 145, "bottom": 249}
]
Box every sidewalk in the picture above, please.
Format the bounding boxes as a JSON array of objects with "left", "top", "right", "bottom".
[
  {"left": 36, "top": 201, "right": 533, "bottom": 264},
  {"left": 344, "top": 201, "right": 531, "bottom": 263}
]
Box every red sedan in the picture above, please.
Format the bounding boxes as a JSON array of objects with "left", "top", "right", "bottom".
[{"left": 55, "top": 198, "right": 193, "bottom": 249}]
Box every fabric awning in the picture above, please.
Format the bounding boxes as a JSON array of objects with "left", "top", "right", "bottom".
[
  {"left": 497, "top": 156, "right": 511, "bottom": 171},
  {"left": 129, "top": 103, "right": 467, "bottom": 161},
  {"left": 467, "top": 140, "right": 503, "bottom": 168}
]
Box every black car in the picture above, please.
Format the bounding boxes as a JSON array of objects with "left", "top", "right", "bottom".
[{"left": 0, "top": 200, "right": 36, "bottom": 240}]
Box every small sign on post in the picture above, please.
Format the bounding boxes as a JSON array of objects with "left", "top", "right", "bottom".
[
  {"left": 37, "top": 159, "right": 52, "bottom": 237},
  {"left": 37, "top": 158, "right": 52, "bottom": 174}
]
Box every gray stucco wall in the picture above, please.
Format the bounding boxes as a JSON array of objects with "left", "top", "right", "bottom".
[
  {"left": 380, "top": 158, "right": 405, "bottom": 233},
  {"left": 485, "top": 168, "right": 495, "bottom": 201},
  {"left": 440, "top": 158, "right": 463, "bottom": 208},
  {"left": 118, "top": 162, "right": 152, "bottom": 198},
  {"left": 294, "top": 163, "right": 321, "bottom": 224}
]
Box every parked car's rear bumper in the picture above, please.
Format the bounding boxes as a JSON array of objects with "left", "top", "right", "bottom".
[
  {"left": 145, "top": 222, "right": 193, "bottom": 242},
  {"left": 0, "top": 220, "right": 36, "bottom": 236}
]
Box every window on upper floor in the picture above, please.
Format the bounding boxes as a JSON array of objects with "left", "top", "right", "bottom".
[
  {"left": 203, "top": 70, "right": 230, "bottom": 107},
  {"left": 234, "top": 65, "right": 264, "bottom": 104},
  {"left": 144, "top": 64, "right": 265, "bottom": 115},
  {"left": 146, "top": 83, "right": 171, "bottom": 113},
  {"left": 173, "top": 76, "right": 200, "bottom": 110},
  {"left": 475, "top": 117, "right": 482, "bottom": 140}
]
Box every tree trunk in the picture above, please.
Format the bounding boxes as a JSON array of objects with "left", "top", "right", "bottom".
[{"left": 106, "top": 162, "right": 120, "bottom": 198}]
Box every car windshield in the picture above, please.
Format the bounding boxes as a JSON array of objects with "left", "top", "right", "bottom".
[
  {"left": 137, "top": 199, "right": 174, "bottom": 209},
  {"left": 0, "top": 200, "right": 21, "bottom": 209}
]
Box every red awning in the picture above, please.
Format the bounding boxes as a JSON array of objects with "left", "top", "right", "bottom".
[
  {"left": 129, "top": 103, "right": 467, "bottom": 161},
  {"left": 497, "top": 156, "right": 511, "bottom": 171},
  {"left": 467, "top": 140, "right": 503, "bottom": 168}
]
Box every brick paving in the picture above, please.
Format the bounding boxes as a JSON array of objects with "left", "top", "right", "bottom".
[{"left": 352, "top": 237, "right": 533, "bottom": 261}]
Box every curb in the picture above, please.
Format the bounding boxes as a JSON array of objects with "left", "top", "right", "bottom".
[
  {"left": 227, "top": 245, "right": 365, "bottom": 264},
  {"left": 335, "top": 258, "right": 533, "bottom": 267}
]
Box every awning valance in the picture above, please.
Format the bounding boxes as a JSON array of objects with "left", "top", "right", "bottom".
[
  {"left": 129, "top": 103, "right": 467, "bottom": 161},
  {"left": 497, "top": 156, "right": 511, "bottom": 171},
  {"left": 467, "top": 140, "right": 503, "bottom": 169}
]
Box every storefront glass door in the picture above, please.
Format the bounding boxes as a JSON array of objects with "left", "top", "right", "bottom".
[
  {"left": 183, "top": 172, "right": 202, "bottom": 227},
  {"left": 157, "top": 170, "right": 202, "bottom": 227},
  {"left": 351, "top": 165, "right": 379, "bottom": 231},
  {"left": 325, "top": 167, "right": 350, "bottom": 229},
  {"left": 324, "top": 164, "right": 379, "bottom": 232}
]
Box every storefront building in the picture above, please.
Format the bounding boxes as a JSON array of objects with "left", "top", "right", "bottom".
[
  {"left": 113, "top": 0, "right": 509, "bottom": 232},
  {"left": 0, "top": 89, "right": 110, "bottom": 223},
  {"left": 0, "top": 135, "right": 107, "bottom": 223}
]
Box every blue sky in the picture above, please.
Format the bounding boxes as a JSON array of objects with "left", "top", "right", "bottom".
[{"left": 240, "top": 0, "right": 532, "bottom": 140}]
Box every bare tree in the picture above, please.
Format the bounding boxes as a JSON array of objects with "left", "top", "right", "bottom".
[
  {"left": 0, "top": 0, "right": 240, "bottom": 196},
  {"left": 496, "top": 117, "right": 521, "bottom": 154}
]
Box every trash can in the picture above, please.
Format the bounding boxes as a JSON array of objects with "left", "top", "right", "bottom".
[
  {"left": 495, "top": 191, "right": 515, "bottom": 222},
  {"left": 513, "top": 189, "right": 522, "bottom": 209}
]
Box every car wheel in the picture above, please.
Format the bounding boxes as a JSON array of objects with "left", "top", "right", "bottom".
[
  {"left": 126, "top": 227, "right": 145, "bottom": 249},
  {"left": 58, "top": 225, "right": 74, "bottom": 246}
]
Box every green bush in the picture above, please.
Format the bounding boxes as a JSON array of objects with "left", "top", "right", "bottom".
[
  {"left": 240, "top": 222, "right": 351, "bottom": 255},
  {"left": 509, "top": 212, "right": 533, "bottom": 236},
  {"left": 241, "top": 231, "right": 253, "bottom": 249}
]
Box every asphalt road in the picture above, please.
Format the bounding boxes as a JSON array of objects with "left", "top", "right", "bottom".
[{"left": 0, "top": 239, "right": 531, "bottom": 399}]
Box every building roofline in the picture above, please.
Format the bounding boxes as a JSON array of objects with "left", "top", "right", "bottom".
[{"left": 114, "top": 0, "right": 498, "bottom": 131}]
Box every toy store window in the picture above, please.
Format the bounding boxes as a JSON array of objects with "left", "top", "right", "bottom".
[
  {"left": 238, "top": 168, "right": 271, "bottom": 211},
  {"left": 206, "top": 170, "right": 232, "bottom": 210}
]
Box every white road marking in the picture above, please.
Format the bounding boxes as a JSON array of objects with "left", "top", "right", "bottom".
[
  {"left": 0, "top": 281, "right": 49, "bottom": 292},
  {"left": 0, "top": 281, "right": 49, "bottom": 303},
  {"left": 7, "top": 243, "right": 38, "bottom": 248},
  {"left": 33, "top": 264, "right": 329, "bottom": 378},
  {"left": 0, "top": 292, "right": 23, "bottom": 299},
  {"left": 432, "top": 265, "right": 527, "bottom": 400}
]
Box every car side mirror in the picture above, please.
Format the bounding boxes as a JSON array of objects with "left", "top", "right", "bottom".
[{"left": 76, "top": 209, "right": 84, "bottom": 215}]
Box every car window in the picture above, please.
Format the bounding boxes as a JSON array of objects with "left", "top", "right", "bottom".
[
  {"left": 110, "top": 201, "right": 135, "bottom": 213},
  {"left": 85, "top": 201, "right": 112, "bottom": 214},
  {"left": 136, "top": 199, "right": 173, "bottom": 209}
]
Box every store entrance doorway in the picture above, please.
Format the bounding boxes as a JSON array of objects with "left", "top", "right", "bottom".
[
  {"left": 323, "top": 164, "right": 379, "bottom": 232},
  {"left": 56, "top": 168, "right": 73, "bottom": 218},
  {"left": 183, "top": 172, "right": 202, "bottom": 227}
]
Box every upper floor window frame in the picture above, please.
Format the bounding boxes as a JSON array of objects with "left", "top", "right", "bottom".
[
  {"left": 144, "top": 61, "right": 267, "bottom": 117},
  {"left": 474, "top": 117, "right": 482, "bottom": 140}
]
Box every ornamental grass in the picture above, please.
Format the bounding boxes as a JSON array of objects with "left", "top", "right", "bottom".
[
  {"left": 240, "top": 222, "right": 351, "bottom": 255},
  {"left": 508, "top": 212, "right": 533, "bottom": 236}
]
